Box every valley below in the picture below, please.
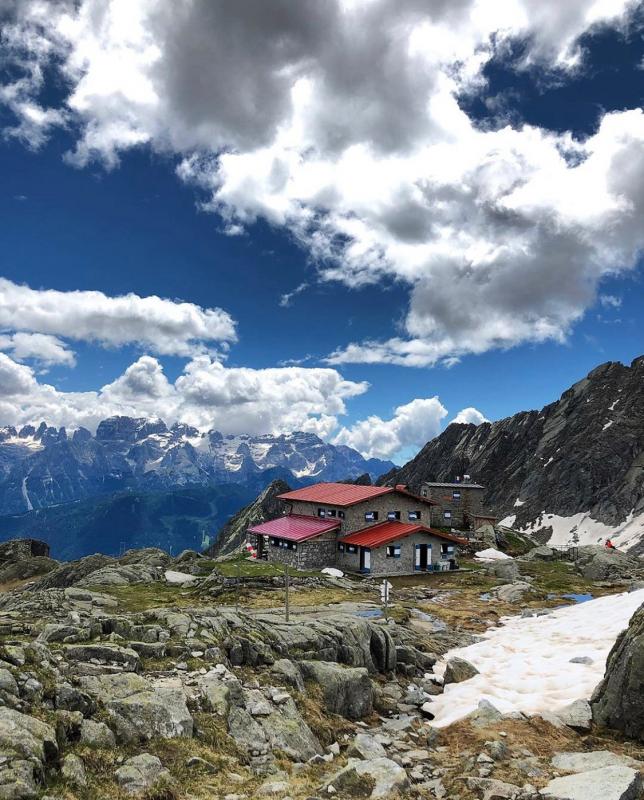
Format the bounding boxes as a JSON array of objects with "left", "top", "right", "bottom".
[{"left": 0, "top": 533, "right": 643, "bottom": 800}]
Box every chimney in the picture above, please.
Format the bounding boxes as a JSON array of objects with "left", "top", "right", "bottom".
[{"left": 395, "top": 484, "right": 407, "bottom": 492}]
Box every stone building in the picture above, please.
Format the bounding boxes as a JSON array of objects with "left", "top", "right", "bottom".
[
  {"left": 246, "top": 482, "right": 465, "bottom": 576},
  {"left": 420, "top": 480, "right": 485, "bottom": 530}
]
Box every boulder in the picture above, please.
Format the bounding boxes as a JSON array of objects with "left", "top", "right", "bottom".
[
  {"left": 556, "top": 699, "right": 592, "bottom": 731},
  {"left": 540, "top": 766, "right": 641, "bottom": 800},
  {"left": 79, "top": 719, "right": 116, "bottom": 748},
  {"left": 551, "top": 751, "right": 643, "bottom": 773},
  {"left": 0, "top": 760, "right": 39, "bottom": 800},
  {"left": 575, "top": 547, "right": 644, "bottom": 582},
  {"left": 521, "top": 546, "right": 557, "bottom": 562},
  {"left": 0, "top": 708, "right": 58, "bottom": 765},
  {"left": 270, "top": 659, "right": 305, "bottom": 692},
  {"left": 64, "top": 644, "right": 140, "bottom": 672},
  {"left": 60, "top": 754, "right": 86, "bottom": 787},
  {"left": 324, "top": 757, "right": 409, "bottom": 799},
  {"left": 299, "top": 661, "right": 373, "bottom": 720},
  {"left": 256, "top": 697, "right": 323, "bottom": 761},
  {"left": 78, "top": 673, "right": 193, "bottom": 742},
  {"left": 443, "top": 656, "right": 479, "bottom": 685},
  {"left": 115, "top": 754, "right": 172, "bottom": 796},
  {"left": 494, "top": 581, "right": 533, "bottom": 603},
  {"left": 347, "top": 733, "right": 387, "bottom": 760},
  {"left": 591, "top": 601, "right": 644, "bottom": 740},
  {"left": 485, "top": 561, "right": 520, "bottom": 582},
  {"left": 466, "top": 776, "right": 522, "bottom": 798}
]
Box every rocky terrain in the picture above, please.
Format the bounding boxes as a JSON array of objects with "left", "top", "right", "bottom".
[
  {"left": 381, "top": 356, "right": 644, "bottom": 553},
  {"left": 0, "top": 417, "right": 394, "bottom": 516},
  {"left": 0, "top": 535, "right": 642, "bottom": 799}
]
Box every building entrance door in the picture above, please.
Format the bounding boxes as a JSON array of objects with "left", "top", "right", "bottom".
[
  {"left": 415, "top": 543, "right": 431, "bottom": 571},
  {"left": 360, "top": 547, "right": 371, "bottom": 573}
]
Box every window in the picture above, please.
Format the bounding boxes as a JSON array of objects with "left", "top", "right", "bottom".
[
  {"left": 287, "top": 541, "right": 297, "bottom": 551},
  {"left": 408, "top": 510, "right": 421, "bottom": 521},
  {"left": 326, "top": 509, "right": 337, "bottom": 517},
  {"left": 421, "top": 489, "right": 428, "bottom": 497},
  {"left": 387, "top": 511, "right": 401, "bottom": 521},
  {"left": 364, "top": 511, "right": 379, "bottom": 522},
  {"left": 347, "top": 545, "right": 357, "bottom": 554},
  {"left": 443, "top": 511, "right": 452, "bottom": 520},
  {"left": 386, "top": 544, "right": 401, "bottom": 558},
  {"left": 270, "top": 537, "right": 279, "bottom": 547},
  {"left": 452, "top": 491, "right": 461, "bottom": 500},
  {"left": 338, "top": 510, "right": 345, "bottom": 519},
  {"left": 317, "top": 508, "right": 326, "bottom": 517},
  {"left": 338, "top": 542, "right": 345, "bottom": 552}
]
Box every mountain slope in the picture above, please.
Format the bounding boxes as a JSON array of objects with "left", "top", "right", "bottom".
[
  {"left": 206, "top": 479, "right": 291, "bottom": 557},
  {"left": 381, "top": 356, "right": 644, "bottom": 552},
  {"left": 0, "top": 419, "right": 394, "bottom": 515}
]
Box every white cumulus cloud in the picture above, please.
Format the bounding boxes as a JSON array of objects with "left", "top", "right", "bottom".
[
  {"left": 0, "top": 332, "right": 76, "bottom": 368},
  {"left": 1, "top": 0, "right": 642, "bottom": 370},
  {"left": 451, "top": 406, "right": 489, "bottom": 425},
  {"left": 333, "top": 397, "right": 448, "bottom": 460},
  {"left": 0, "top": 278, "right": 236, "bottom": 358}
]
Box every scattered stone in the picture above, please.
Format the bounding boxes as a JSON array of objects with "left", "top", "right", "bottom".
[
  {"left": 540, "top": 766, "right": 641, "bottom": 800},
  {"left": 556, "top": 699, "right": 592, "bottom": 731},
  {"left": 61, "top": 754, "right": 86, "bottom": 787},
  {"left": 347, "top": 733, "right": 387, "bottom": 760},
  {"left": 115, "top": 753, "right": 172, "bottom": 795},
  {"left": 443, "top": 657, "right": 479, "bottom": 685},
  {"left": 79, "top": 719, "right": 116, "bottom": 748}
]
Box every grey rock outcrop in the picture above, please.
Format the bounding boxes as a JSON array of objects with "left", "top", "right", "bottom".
[
  {"left": 574, "top": 547, "right": 644, "bottom": 582},
  {"left": 591, "top": 601, "right": 644, "bottom": 740},
  {"left": 299, "top": 661, "right": 373, "bottom": 720},
  {"left": 324, "top": 757, "right": 409, "bottom": 799},
  {"left": 540, "top": 766, "right": 641, "bottom": 800}
]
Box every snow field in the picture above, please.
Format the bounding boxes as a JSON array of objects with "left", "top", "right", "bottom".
[{"left": 428, "top": 588, "right": 644, "bottom": 728}]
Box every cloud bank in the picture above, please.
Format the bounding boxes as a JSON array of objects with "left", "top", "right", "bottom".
[{"left": 2, "top": 0, "right": 641, "bottom": 367}]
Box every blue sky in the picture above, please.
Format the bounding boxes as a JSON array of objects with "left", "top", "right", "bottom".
[{"left": 0, "top": 1, "right": 643, "bottom": 462}]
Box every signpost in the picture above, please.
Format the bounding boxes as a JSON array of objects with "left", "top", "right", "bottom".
[{"left": 380, "top": 580, "right": 393, "bottom": 621}]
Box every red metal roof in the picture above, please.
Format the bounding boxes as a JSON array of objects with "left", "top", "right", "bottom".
[
  {"left": 277, "top": 482, "right": 393, "bottom": 507},
  {"left": 342, "top": 521, "right": 467, "bottom": 548},
  {"left": 248, "top": 514, "right": 340, "bottom": 542}
]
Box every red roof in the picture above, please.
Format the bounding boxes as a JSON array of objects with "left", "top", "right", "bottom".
[
  {"left": 342, "top": 521, "right": 466, "bottom": 549},
  {"left": 248, "top": 514, "right": 340, "bottom": 542},
  {"left": 277, "top": 482, "right": 438, "bottom": 507}
]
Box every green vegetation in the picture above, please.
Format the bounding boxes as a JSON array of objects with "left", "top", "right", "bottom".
[{"left": 213, "top": 553, "right": 318, "bottom": 579}]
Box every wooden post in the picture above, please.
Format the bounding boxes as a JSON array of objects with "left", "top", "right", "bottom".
[
  {"left": 284, "top": 563, "right": 290, "bottom": 622},
  {"left": 235, "top": 559, "right": 241, "bottom": 613}
]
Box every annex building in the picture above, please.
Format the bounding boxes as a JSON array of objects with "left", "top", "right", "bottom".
[{"left": 246, "top": 482, "right": 465, "bottom": 577}]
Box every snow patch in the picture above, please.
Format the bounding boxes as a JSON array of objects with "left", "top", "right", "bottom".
[
  {"left": 21, "top": 476, "right": 33, "bottom": 512},
  {"left": 513, "top": 498, "right": 525, "bottom": 507},
  {"left": 164, "top": 570, "right": 198, "bottom": 585},
  {"left": 474, "top": 548, "right": 512, "bottom": 562},
  {"left": 321, "top": 567, "right": 344, "bottom": 578},
  {"left": 602, "top": 420, "right": 613, "bottom": 431},
  {"left": 498, "top": 514, "right": 516, "bottom": 528},
  {"left": 429, "top": 588, "right": 644, "bottom": 728},
  {"left": 523, "top": 510, "right": 644, "bottom": 551}
]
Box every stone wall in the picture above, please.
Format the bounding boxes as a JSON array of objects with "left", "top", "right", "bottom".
[
  {"left": 336, "top": 531, "right": 459, "bottom": 576},
  {"left": 420, "top": 485, "right": 484, "bottom": 529},
  {"left": 287, "top": 492, "right": 432, "bottom": 535},
  {"left": 258, "top": 532, "right": 338, "bottom": 571}
]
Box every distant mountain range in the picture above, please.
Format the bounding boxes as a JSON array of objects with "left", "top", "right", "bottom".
[
  {"left": 381, "top": 356, "right": 644, "bottom": 554},
  {"left": 0, "top": 417, "right": 394, "bottom": 559},
  {"left": 0, "top": 416, "right": 395, "bottom": 516}
]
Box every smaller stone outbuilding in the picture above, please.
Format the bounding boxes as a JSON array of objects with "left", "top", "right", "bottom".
[{"left": 337, "top": 521, "right": 463, "bottom": 576}]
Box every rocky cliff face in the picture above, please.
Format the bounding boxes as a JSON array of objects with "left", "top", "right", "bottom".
[
  {"left": 206, "top": 479, "right": 291, "bottom": 557},
  {"left": 381, "top": 356, "right": 644, "bottom": 551},
  {"left": 0, "top": 418, "right": 394, "bottom": 515}
]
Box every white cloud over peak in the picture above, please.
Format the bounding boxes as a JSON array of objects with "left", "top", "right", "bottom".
[
  {"left": 0, "top": 352, "right": 369, "bottom": 439},
  {"left": 333, "top": 396, "right": 448, "bottom": 460},
  {"left": 0, "top": 278, "right": 236, "bottom": 358},
  {"left": 1, "top": 0, "right": 642, "bottom": 368},
  {"left": 451, "top": 406, "right": 489, "bottom": 425}
]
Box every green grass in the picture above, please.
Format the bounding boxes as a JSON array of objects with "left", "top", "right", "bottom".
[
  {"left": 86, "top": 582, "right": 201, "bottom": 612},
  {"left": 213, "top": 554, "right": 318, "bottom": 579}
]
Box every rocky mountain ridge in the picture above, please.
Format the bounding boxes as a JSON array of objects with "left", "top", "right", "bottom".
[
  {"left": 0, "top": 417, "right": 394, "bottom": 516},
  {"left": 381, "top": 356, "right": 644, "bottom": 552}
]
